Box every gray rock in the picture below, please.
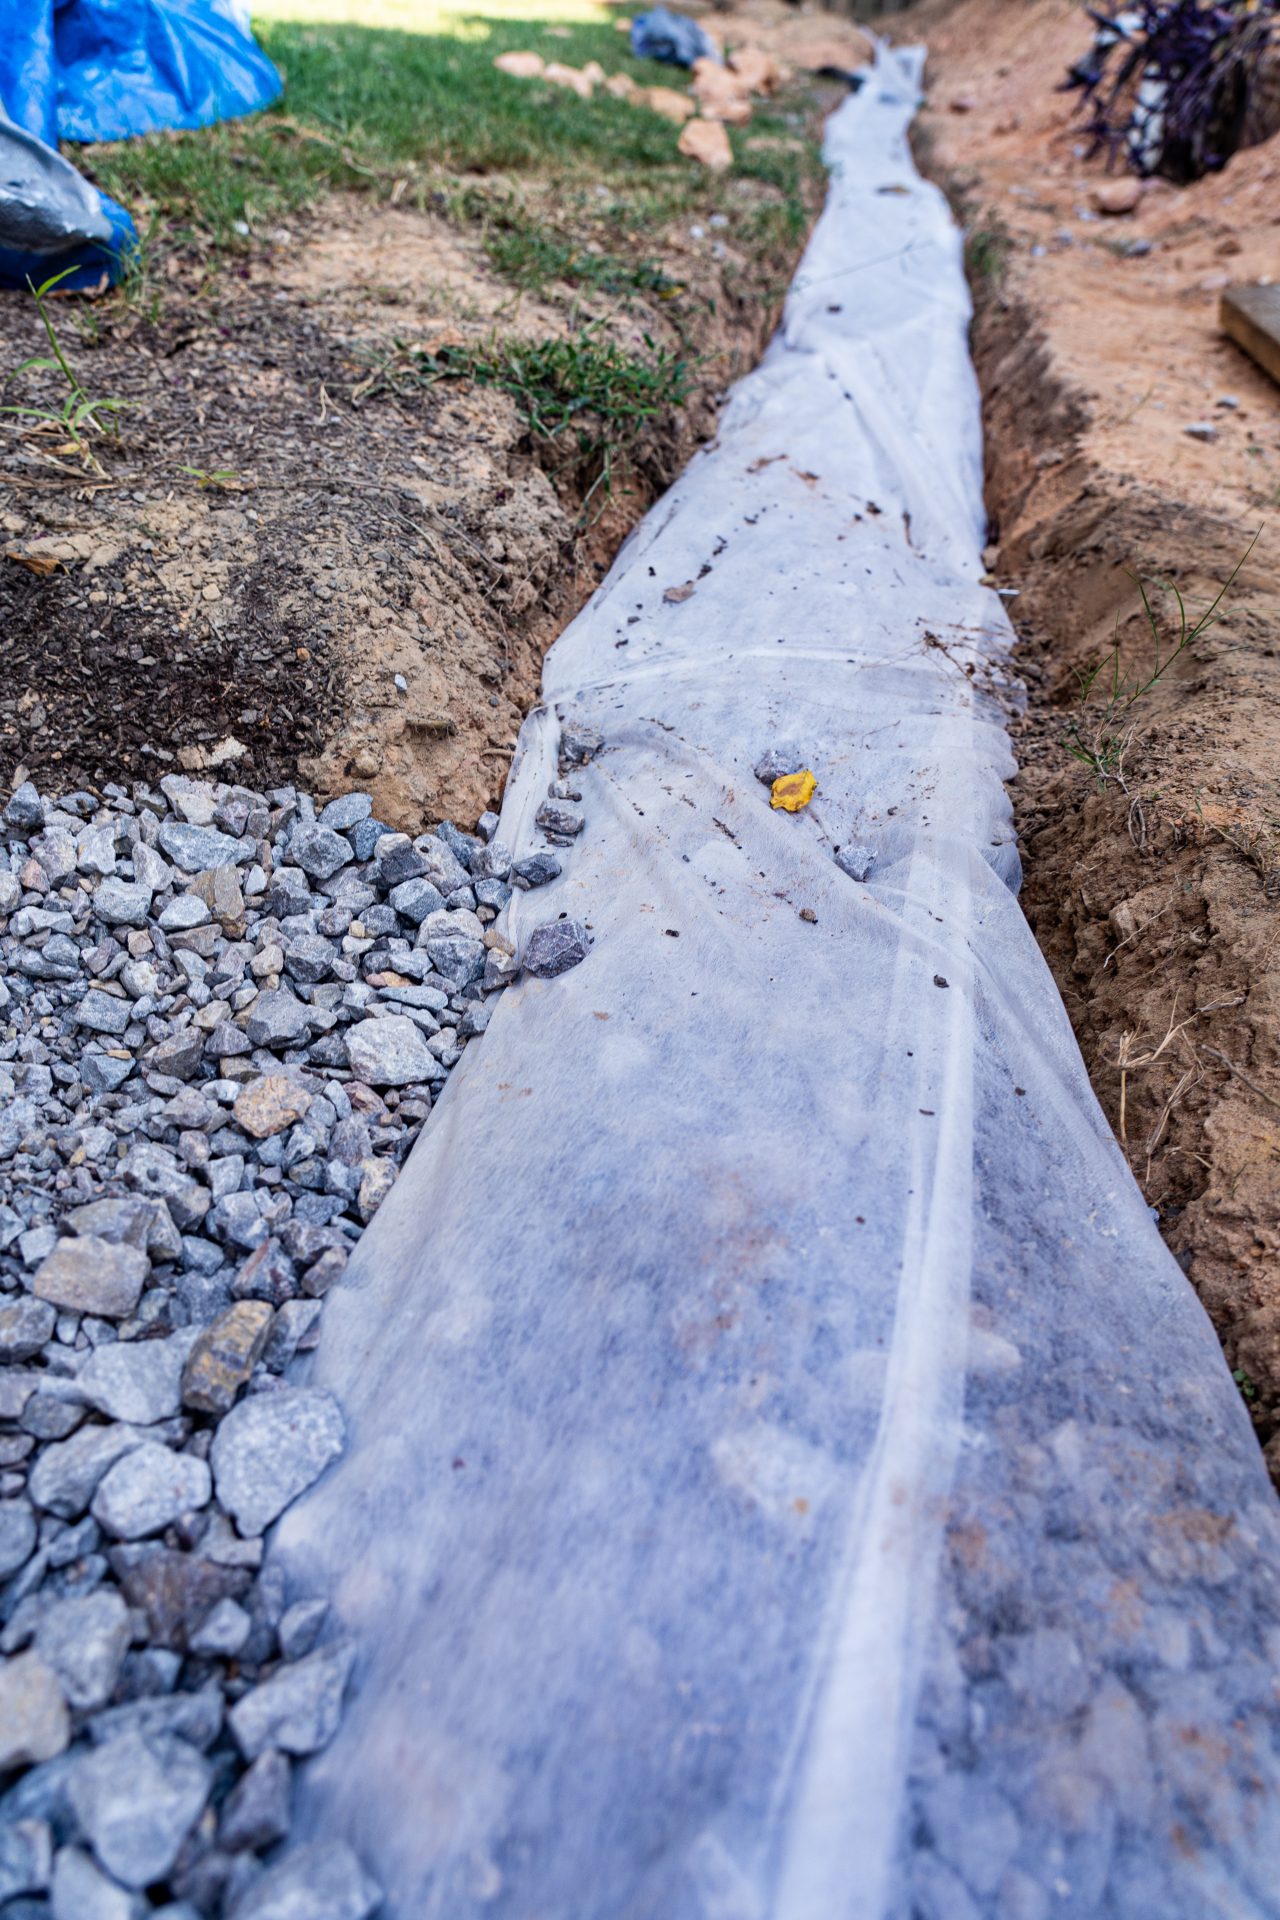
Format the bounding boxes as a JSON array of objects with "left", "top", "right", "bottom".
[
  {"left": 419, "top": 908, "right": 485, "bottom": 989},
  {"left": 76, "top": 1329, "right": 201, "bottom": 1425},
  {"left": 483, "top": 947, "right": 519, "bottom": 991},
  {"left": 218, "top": 1749, "right": 291, "bottom": 1853},
  {"left": 319, "top": 792, "right": 372, "bottom": 832},
  {"left": 344, "top": 1015, "right": 435, "bottom": 1087},
  {"left": 0, "top": 1499, "right": 37, "bottom": 1578},
  {"left": 132, "top": 842, "right": 172, "bottom": 893},
  {"left": 0, "top": 1818, "right": 51, "bottom": 1904},
  {"left": 388, "top": 876, "right": 445, "bottom": 925},
  {"left": 34, "top": 1235, "right": 149, "bottom": 1318},
  {"left": 346, "top": 816, "right": 389, "bottom": 863},
  {"left": 29, "top": 1423, "right": 146, "bottom": 1519},
  {"left": 65, "top": 1196, "right": 181, "bottom": 1264},
  {"left": 289, "top": 824, "right": 352, "bottom": 883},
  {"left": 51, "top": 1846, "right": 145, "bottom": 1920},
  {"left": 122, "top": 1144, "right": 208, "bottom": 1231},
  {"left": 94, "top": 879, "right": 151, "bottom": 929},
  {"left": 1183, "top": 420, "right": 1218, "bottom": 443},
  {"left": 372, "top": 833, "right": 426, "bottom": 888},
  {"left": 158, "top": 895, "right": 211, "bottom": 932},
  {"left": 534, "top": 800, "right": 583, "bottom": 838},
  {"left": 278, "top": 1598, "right": 328, "bottom": 1661},
  {"left": 88, "top": 1692, "right": 223, "bottom": 1766},
  {"left": 32, "top": 826, "right": 77, "bottom": 883},
  {"left": 753, "top": 743, "right": 804, "bottom": 783},
  {"left": 415, "top": 836, "right": 469, "bottom": 894},
  {"left": 34, "top": 1589, "right": 131, "bottom": 1710},
  {"left": 245, "top": 990, "right": 314, "bottom": 1050},
  {"left": 91, "top": 1443, "right": 212, "bottom": 1539},
  {"left": 473, "top": 877, "right": 512, "bottom": 911},
  {"left": 510, "top": 852, "right": 561, "bottom": 889},
  {"left": 157, "top": 822, "right": 250, "bottom": 872},
  {"left": 211, "top": 1387, "right": 345, "bottom": 1537},
  {"left": 188, "top": 1597, "right": 251, "bottom": 1658},
  {"left": 228, "top": 1641, "right": 356, "bottom": 1760},
  {"left": 560, "top": 722, "right": 604, "bottom": 765},
  {"left": 230, "top": 1238, "right": 294, "bottom": 1303},
  {"left": 283, "top": 935, "right": 333, "bottom": 985},
  {"left": 77, "top": 824, "right": 119, "bottom": 877},
  {"left": 835, "top": 844, "right": 875, "bottom": 882},
  {"left": 81, "top": 1052, "right": 134, "bottom": 1095},
  {"left": 75, "top": 989, "right": 132, "bottom": 1037},
  {"left": 69, "top": 1729, "right": 212, "bottom": 1888},
  {"left": 0, "top": 1653, "right": 70, "bottom": 1769},
  {"left": 228, "top": 1838, "right": 379, "bottom": 1920},
  {"left": 0, "top": 1295, "right": 56, "bottom": 1362},
  {"left": 146, "top": 1029, "right": 204, "bottom": 1081},
  {"left": 523, "top": 918, "right": 592, "bottom": 978},
  {"left": 5, "top": 781, "right": 46, "bottom": 832}
]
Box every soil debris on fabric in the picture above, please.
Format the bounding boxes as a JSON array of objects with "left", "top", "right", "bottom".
[{"left": 902, "top": 0, "right": 1280, "bottom": 1478}]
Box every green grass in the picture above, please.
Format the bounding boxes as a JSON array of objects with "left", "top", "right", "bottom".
[
  {"left": 78, "top": 1, "right": 824, "bottom": 258},
  {"left": 364, "top": 325, "right": 690, "bottom": 510}
]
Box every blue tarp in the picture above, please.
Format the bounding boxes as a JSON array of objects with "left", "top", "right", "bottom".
[
  {"left": 0, "top": 0, "right": 281, "bottom": 290},
  {"left": 629, "top": 6, "right": 720, "bottom": 68}
]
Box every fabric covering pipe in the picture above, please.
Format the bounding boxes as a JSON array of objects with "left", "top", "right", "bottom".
[{"left": 273, "top": 44, "right": 1280, "bottom": 1919}]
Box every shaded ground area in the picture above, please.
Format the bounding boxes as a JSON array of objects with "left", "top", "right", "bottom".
[
  {"left": 905, "top": 0, "right": 1280, "bottom": 1468},
  {"left": 0, "top": 2, "right": 857, "bottom": 824}
]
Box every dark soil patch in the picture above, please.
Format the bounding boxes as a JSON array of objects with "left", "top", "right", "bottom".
[{"left": 0, "top": 164, "right": 827, "bottom": 823}]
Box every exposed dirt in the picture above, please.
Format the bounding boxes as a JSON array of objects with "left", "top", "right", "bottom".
[
  {"left": 901, "top": 0, "right": 1280, "bottom": 1469},
  {"left": 0, "top": 79, "right": 843, "bottom": 826}
]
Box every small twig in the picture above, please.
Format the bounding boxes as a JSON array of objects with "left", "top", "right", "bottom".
[{"left": 1200, "top": 1046, "right": 1280, "bottom": 1112}]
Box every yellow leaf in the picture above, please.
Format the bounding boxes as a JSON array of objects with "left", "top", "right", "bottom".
[{"left": 770, "top": 769, "right": 817, "bottom": 812}]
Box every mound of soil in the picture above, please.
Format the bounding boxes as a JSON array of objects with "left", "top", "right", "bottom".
[
  {"left": 0, "top": 155, "right": 828, "bottom": 827},
  {"left": 904, "top": 0, "right": 1280, "bottom": 1471}
]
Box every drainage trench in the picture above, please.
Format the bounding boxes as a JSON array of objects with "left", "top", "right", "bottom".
[{"left": 270, "top": 46, "right": 1280, "bottom": 1919}]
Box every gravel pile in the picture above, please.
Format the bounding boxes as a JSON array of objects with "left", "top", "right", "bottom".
[{"left": 0, "top": 758, "right": 593, "bottom": 1919}]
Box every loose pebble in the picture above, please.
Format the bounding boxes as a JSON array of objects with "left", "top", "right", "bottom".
[{"left": 0, "top": 761, "right": 604, "bottom": 1911}]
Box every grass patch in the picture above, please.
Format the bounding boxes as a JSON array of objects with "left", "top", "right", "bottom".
[
  {"left": 965, "top": 207, "right": 1012, "bottom": 290},
  {"left": 70, "top": 1, "right": 825, "bottom": 293},
  {"left": 375, "top": 326, "right": 690, "bottom": 510},
  {"left": 78, "top": 2, "right": 823, "bottom": 261},
  {"left": 1064, "top": 534, "right": 1260, "bottom": 790}
]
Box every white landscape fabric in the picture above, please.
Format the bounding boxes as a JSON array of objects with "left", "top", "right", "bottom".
[{"left": 275, "top": 45, "right": 1280, "bottom": 1919}]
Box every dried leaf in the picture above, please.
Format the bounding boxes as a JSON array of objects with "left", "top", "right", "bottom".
[
  {"left": 770, "top": 769, "right": 817, "bottom": 812},
  {"left": 5, "top": 550, "right": 59, "bottom": 577},
  {"left": 664, "top": 581, "right": 695, "bottom": 603}
]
